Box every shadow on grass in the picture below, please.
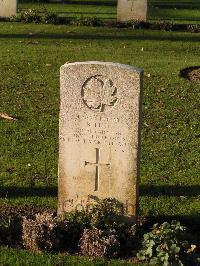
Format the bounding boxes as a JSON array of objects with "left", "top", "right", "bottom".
[
  {"left": 0, "top": 185, "right": 199, "bottom": 228},
  {"left": 151, "top": 3, "right": 200, "bottom": 9},
  {"left": 144, "top": 215, "right": 200, "bottom": 231},
  {"left": 0, "top": 32, "right": 200, "bottom": 42},
  {"left": 140, "top": 185, "right": 200, "bottom": 197},
  {"left": 19, "top": 0, "right": 116, "bottom": 6},
  {"left": 0, "top": 186, "right": 57, "bottom": 198},
  {"left": 50, "top": 0, "right": 116, "bottom": 6},
  {"left": 150, "top": 17, "right": 200, "bottom": 22},
  {"left": 1, "top": 184, "right": 200, "bottom": 198},
  {"left": 18, "top": 9, "right": 115, "bottom": 15}
]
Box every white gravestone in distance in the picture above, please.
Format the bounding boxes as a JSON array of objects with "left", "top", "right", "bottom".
[
  {"left": 117, "top": 0, "right": 147, "bottom": 22},
  {"left": 58, "top": 61, "right": 143, "bottom": 221},
  {"left": 0, "top": 0, "right": 17, "bottom": 18}
]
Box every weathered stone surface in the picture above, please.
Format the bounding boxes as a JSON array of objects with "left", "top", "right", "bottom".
[
  {"left": 58, "top": 62, "right": 143, "bottom": 220},
  {"left": 117, "top": 0, "right": 147, "bottom": 22},
  {"left": 0, "top": 0, "right": 17, "bottom": 18}
]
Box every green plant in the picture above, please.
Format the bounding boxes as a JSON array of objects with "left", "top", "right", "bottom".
[
  {"left": 71, "top": 16, "right": 103, "bottom": 27},
  {"left": 10, "top": 9, "right": 62, "bottom": 24},
  {"left": 22, "top": 210, "right": 91, "bottom": 253},
  {"left": 41, "top": 11, "right": 60, "bottom": 24},
  {"left": 152, "top": 21, "right": 174, "bottom": 31},
  {"left": 87, "top": 198, "right": 127, "bottom": 230},
  {"left": 187, "top": 24, "right": 200, "bottom": 33},
  {"left": 16, "top": 9, "right": 41, "bottom": 23},
  {"left": 137, "top": 221, "right": 190, "bottom": 266},
  {"left": 60, "top": 198, "right": 142, "bottom": 257}
]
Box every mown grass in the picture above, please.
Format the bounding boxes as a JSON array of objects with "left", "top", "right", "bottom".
[
  {"left": 18, "top": 1, "right": 117, "bottom": 21},
  {"left": 18, "top": 2, "right": 116, "bottom": 20},
  {"left": 17, "top": 0, "right": 200, "bottom": 24},
  {"left": 0, "top": 247, "right": 146, "bottom": 266}
]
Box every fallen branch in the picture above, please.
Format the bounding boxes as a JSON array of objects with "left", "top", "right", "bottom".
[{"left": 0, "top": 113, "right": 17, "bottom": 121}]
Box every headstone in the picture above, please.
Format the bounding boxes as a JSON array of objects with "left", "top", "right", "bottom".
[
  {"left": 117, "top": 0, "right": 147, "bottom": 22},
  {"left": 0, "top": 0, "right": 17, "bottom": 18},
  {"left": 58, "top": 61, "right": 143, "bottom": 221}
]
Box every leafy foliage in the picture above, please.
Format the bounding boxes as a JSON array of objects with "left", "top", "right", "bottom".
[
  {"left": 11, "top": 9, "right": 41, "bottom": 23},
  {"left": 1, "top": 202, "right": 200, "bottom": 264},
  {"left": 136, "top": 221, "right": 198, "bottom": 266},
  {"left": 10, "top": 9, "right": 60, "bottom": 24},
  {"left": 72, "top": 16, "right": 103, "bottom": 27},
  {"left": 7, "top": 9, "right": 200, "bottom": 32},
  {"left": 20, "top": 198, "right": 140, "bottom": 256},
  {"left": 64, "top": 198, "right": 141, "bottom": 257}
]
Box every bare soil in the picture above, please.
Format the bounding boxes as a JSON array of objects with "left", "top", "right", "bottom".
[{"left": 180, "top": 66, "right": 200, "bottom": 83}]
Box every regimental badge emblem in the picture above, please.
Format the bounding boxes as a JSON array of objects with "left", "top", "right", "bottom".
[{"left": 81, "top": 75, "right": 117, "bottom": 112}]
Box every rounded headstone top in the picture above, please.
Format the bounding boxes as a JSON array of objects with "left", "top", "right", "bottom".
[{"left": 61, "top": 61, "right": 144, "bottom": 74}]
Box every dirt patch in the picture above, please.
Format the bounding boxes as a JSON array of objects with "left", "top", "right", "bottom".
[{"left": 180, "top": 66, "right": 200, "bottom": 83}]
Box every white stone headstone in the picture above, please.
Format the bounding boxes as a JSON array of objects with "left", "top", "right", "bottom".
[
  {"left": 0, "top": 0, "right": 17, "bottom": 18},
  {"left": 58, "top": 62, "right": 143, "bottom": 221},
  {"left": 117, "top": 0, "right": 147, "bottom": 22}
]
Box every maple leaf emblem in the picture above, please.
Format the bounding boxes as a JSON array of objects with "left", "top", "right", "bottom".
[{"left": 82, "top": 76, "right": 117, "bottom": 112}]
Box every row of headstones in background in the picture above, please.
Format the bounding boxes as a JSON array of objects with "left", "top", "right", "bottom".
[
  {"left": 0, "top": 0, "right": 147, "bottom": 22},
  {"left": 58, "top": 61, "right": 143, "bottom": 221},
  {"left": 0, "top": 0, "right": 17, "bottom": 18}
]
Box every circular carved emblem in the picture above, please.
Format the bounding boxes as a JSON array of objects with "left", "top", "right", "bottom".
[{"left": 81, "top": 75, "right": 117, "bottom": 112}]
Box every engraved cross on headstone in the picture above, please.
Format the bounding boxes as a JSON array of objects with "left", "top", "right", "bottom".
[{"left": 85, "top": 148, "right": 110, "bottom": 191}]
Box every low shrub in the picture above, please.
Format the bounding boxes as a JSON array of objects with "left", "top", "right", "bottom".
[
  {"left": 137, "top": 221, "right": 198, "bottom": 266},
  {"left": 2, "top": 201, "right": 199, "bottom": 263},
  {"left": 10, "top": 9, "right": 61, "bottom": 24},
  {"left": 152, "top": 21, "right": 174, "bottom": 31},
  {"left": 21, "top": 198, "right": 138, "bottom": 255},
  {"left": 79, "top": 227, "right": 120, "bottom": 258},
  {"left": 187, "top": 24, "right": 200, "bottom": 33},
  {"left": 22, "top": 210, "right": 90, "bottom": 253},
  {"left": 41, "top": 11, "right": 60, "bottom": 24},
  {"left": 69, "top": 16, "right": 103, "bottom": 27},
  {"left": 22, "top": 212, "right": 67, "bottom": 252},
  {"left": 8, "top": 10, "right": 200, "bottom": 33},
  {"left": 88, "top": 198, "right": 128, "bottom": 230},
  {"left": 12, "top": 9, "right": 41, "bottom": 23}
]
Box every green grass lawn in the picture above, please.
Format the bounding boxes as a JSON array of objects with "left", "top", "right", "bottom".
[
  {"left": 0, "top": 247, "right": 147, "bottom": 266},
  {"left": 17, "top": 0, "right": 200, "bottom": 24}
]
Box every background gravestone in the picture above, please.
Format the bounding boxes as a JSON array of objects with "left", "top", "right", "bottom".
[
  {"left": 58, "top": 62, "right": 143, "bottom": 220},
  {"left": 117, "top": 0, "right": 147, "bottom": 22},
  {"left": 0, "top": 0, "right": 17, "bottom": 18}
]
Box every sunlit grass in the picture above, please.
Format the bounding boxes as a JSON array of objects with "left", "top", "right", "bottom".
[{"left": 17, "top": 0, "right": 200, "bottom": 24}]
